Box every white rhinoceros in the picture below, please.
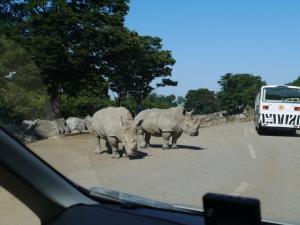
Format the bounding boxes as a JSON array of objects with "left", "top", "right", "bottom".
[
  {"left": 91, "top": 107, "right": 141, "bottom": 158},
  {"left": 135, "top": 107, "right": 200, "bottom": 149}
]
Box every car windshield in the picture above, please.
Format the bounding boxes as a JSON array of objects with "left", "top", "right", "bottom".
[
  {"left": 263, "top": 87, "right": 300, "bottom": 103},
  {"left": 1, "top": 1, "right": 300, "bottom": 225}
]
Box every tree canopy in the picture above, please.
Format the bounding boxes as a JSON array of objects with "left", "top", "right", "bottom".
[
  {"left": 0, "top": 0, "right": 177, "bottom": 117},
  {"left": 288, "top": 76, "right": 300, "bottom": 87},
  {"left": 217, "top": 73, "right": 266, "bottom": 114},
  {"left": 0, "top": 0, "right": 129, "bottom": 118},
  {"left": 0, "top": 35, "right": 45, "bottom": 123},
  {"left": 184, "top": 88, "right": 219, "bottom": 114},
  {"left": 104, "top": 29, "right": 176, "bottom": 111}
]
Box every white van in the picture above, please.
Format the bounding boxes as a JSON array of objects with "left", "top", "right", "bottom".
[{"left": 254, "top": 85, "right": 300, "bottom": 134}]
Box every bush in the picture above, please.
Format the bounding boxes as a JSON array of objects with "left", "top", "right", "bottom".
[
  {"left": 0, "top": 82, "right": 46, "bottom": 123},
  {"left": 60, "top": 95, "right": 114, "bottom": 118}
]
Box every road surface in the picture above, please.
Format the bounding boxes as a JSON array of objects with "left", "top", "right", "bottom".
[{"left": 1, "top": 121, "right": 300, "bottom": 224}]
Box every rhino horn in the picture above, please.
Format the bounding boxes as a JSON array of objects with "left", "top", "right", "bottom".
[{"left": 185, "top": 109, "right": 194, "bottom": 119}]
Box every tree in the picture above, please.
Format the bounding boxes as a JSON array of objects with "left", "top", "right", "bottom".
[
  {"left": 0, "top": 0, "right": 129, "bottom": 118},
  {"left": 120, "top": 93, "right": 177, "bottom": 115},
  {"left": 217, "top": 73, "right": 266, "bottom": 114},
  {"left": 104, "top": 30, "right": 176, "bottom": 111},
  {"left": 288, "top": 76, "right": 300, "bottom": 86},
  {"left": 184, "top": 88, "right": 219, "bottom": 114},
  {"left": 0, "top": 35, "right": 45, "bottom": 123},
  {"left": 143, "top": 93, "right": 176, "bottom": 109},
  {"left": 175, "top": 96, "right": 186, "bottom": 106}
]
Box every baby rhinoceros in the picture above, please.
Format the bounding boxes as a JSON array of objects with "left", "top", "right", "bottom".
[{"left": 91, "top": 107, "right": 141, "bottom": 159}]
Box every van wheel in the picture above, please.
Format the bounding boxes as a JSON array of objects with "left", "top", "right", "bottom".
[{"left": 256, "top": 125, "right": 267, "bottom": 135}]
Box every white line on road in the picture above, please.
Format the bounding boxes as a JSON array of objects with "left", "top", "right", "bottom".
[
  {"left": 230, "top": 182, "right": 250, "bottom": 196},
  {"left": 249, "top": 127, "right": 256, "bottom": 135},
  {"left": 248, "top": 144, "right": 256, "bottom": 159},
  {"left": 244, "top": 127, "right": 249, "bottom": 138}
]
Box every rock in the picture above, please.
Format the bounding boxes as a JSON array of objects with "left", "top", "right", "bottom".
[
  {"left": 84, "top": 115, "right": 93, "bottom": 132},
  {"left": 23, "top": 134, "right": 38, "bottom": 143},
  {"left": 66, "top": 117, "right": 86, "bottom": 132},
  {"left": 33, "top": 119, "right": 61, "bottom": 138},
  {"left": 237, "top": 113, "right": 246, "bottom": 120},
  {"left": 53, "top": 118, "right": 69, "bottom": 134},
  {"left": 64, "top": 125, "right": 71, "bottom": 134},
  {"left": 18, "top": 120, "right": 37, "bottom": 133}
]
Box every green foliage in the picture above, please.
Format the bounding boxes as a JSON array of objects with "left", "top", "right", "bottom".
[
  {"left": 60, "top": 95, "right": 114, "bottom": 118},
  {"left": 104, "top": 30, "right": 176, "bottom": 109},
  {"left": 0, "top": 36, "right": 45, "bottom": 123},
  {"left": 217, "top": 73, "right": 266, "bottom": 114},
  {"left": 1, "top": 0, "right": 128, "bottom": 117},
  {"left": 175, "top": 96, "right": 186, "bottom": 106},
  {"left": 143, "top": 93, "right": 176, "bottom": 109},
  {"left": 184, "top": 88, "right": 219, "bottom": 115},
  {"left": 288, "top": 76, "right": 300, "bottom": 87},
  {"left": 0, "top": 82, "right": 45, "bottom": 122},
  {"left": 120, "top": 93, "right": 177, "bottom": 115}
]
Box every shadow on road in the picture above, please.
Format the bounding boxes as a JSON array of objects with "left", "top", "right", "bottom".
[
  {"left": 128, "top": 151, "right": 148, "bottom": 160},
  {"left": 149, "top": 144, "right": 206, "bottom": 150},
  {"left": 98, "top": 150, "right": 111, "bottom": 154},
  {"left": 99, "top": 150, "right": 148, "bottom": 160},
  {"left": 260, "top": 130, "right": 300, "bottom": 137}
]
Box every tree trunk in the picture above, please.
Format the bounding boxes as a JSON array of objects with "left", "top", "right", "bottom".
[
  {"left": 116, "top": 92, "right": 122, "bottom": 107},
  {"left": 44, "top": 94, "right": 60, "bottom": 120},
  {"left": 134, "top": 95, "right": 143, "bottom": 115}
]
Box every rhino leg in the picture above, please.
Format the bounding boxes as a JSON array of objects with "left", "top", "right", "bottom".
[
  {"left": 94, "top": 135, "right": 101, "bottom": 154},
  {"left": 105, "top": 139, "right": 113, "bottom": 154},
  {"left": 138, "top": 134, "right": 147, "bottom": 148},
  {"left": 107, "top": 136, "right": 121, "bottom": 158},
  {"left": 171, "top": 133, "right": 181, "bottom": 149},
  {"left": 162, "top": 132, "right": 171, "bottom": 150},
  {"left": 137, "top": 127, "right": 147, "bottom": 148},
  {"left": 145, "top": 132, "right": 151, "bottom": 147}
]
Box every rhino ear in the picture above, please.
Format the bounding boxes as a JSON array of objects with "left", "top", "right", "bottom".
[
  {"left": 135, "top": 119, "right": 143, "bottom": 127},
  {"left": 121, "top": 116, "right": 131, "bottom": 129}
]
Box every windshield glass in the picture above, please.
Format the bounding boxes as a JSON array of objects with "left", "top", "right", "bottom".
[
  {"left": 263, "top": 87, "right": 300, "bottom": 103},
  {"left": 1, "top": 1, "right": 300, "bottom": 225}
]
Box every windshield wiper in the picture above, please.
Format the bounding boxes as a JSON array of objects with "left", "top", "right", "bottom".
[{"left": 89, "top": 187, "right": 201, "bottom": 214}]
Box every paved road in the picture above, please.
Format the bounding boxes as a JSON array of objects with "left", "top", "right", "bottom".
[{"left": 1, "top": 121, "right": 300, "bottom": 224}]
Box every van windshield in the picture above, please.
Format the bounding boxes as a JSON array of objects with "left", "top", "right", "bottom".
[{"left": 263, "top": 87, "right": 300, "bottom": 103}]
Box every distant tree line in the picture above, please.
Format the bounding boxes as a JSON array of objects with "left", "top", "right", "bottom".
[{"left": 184, "top": 73, "right": 266, "bottom": 115}]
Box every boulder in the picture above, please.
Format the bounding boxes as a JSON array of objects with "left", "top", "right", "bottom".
[
  {"left": 53, "top": 118, "right": 70, "bottom": 134},
  {"left": 236, "top": 113, "right": 246, "bottom": 120},
  {"left": 33, "top": 119, "right": 61, "bottom": 138},
  {"left": 84, "top": 115, "right": 93, "bottom": 132},
  {"left": 66, "top": 117, "right": 86, "bottom": 132},
  {"left": 18, "top": 120, "right": 37, "bottom": 133},
  {"left": 23, "top": 134, "right": 38, "bottom": 143}
]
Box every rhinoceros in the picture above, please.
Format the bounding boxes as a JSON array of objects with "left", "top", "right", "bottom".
[
  {"left": 135, "top": 107, "right": 200, "bottom": 149},
  {"left": 91, "top": 107, "right": 142, "bottom": 158}
]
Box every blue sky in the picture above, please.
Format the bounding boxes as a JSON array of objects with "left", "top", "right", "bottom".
[{"left": 125, "top": 0, "right": 300, "bottom": 97}]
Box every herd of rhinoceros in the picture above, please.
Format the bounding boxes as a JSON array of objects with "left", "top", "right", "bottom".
[{"left": 90, "top": 106, "right": 201, "bottom": 159}]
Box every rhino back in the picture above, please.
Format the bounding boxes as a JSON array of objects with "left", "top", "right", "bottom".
[
  {"left": 141, "top": 108, "right": 183, "bottom": 134},
  {"left": 92, "top": 107, "right": 132, "bottom": 139}
]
